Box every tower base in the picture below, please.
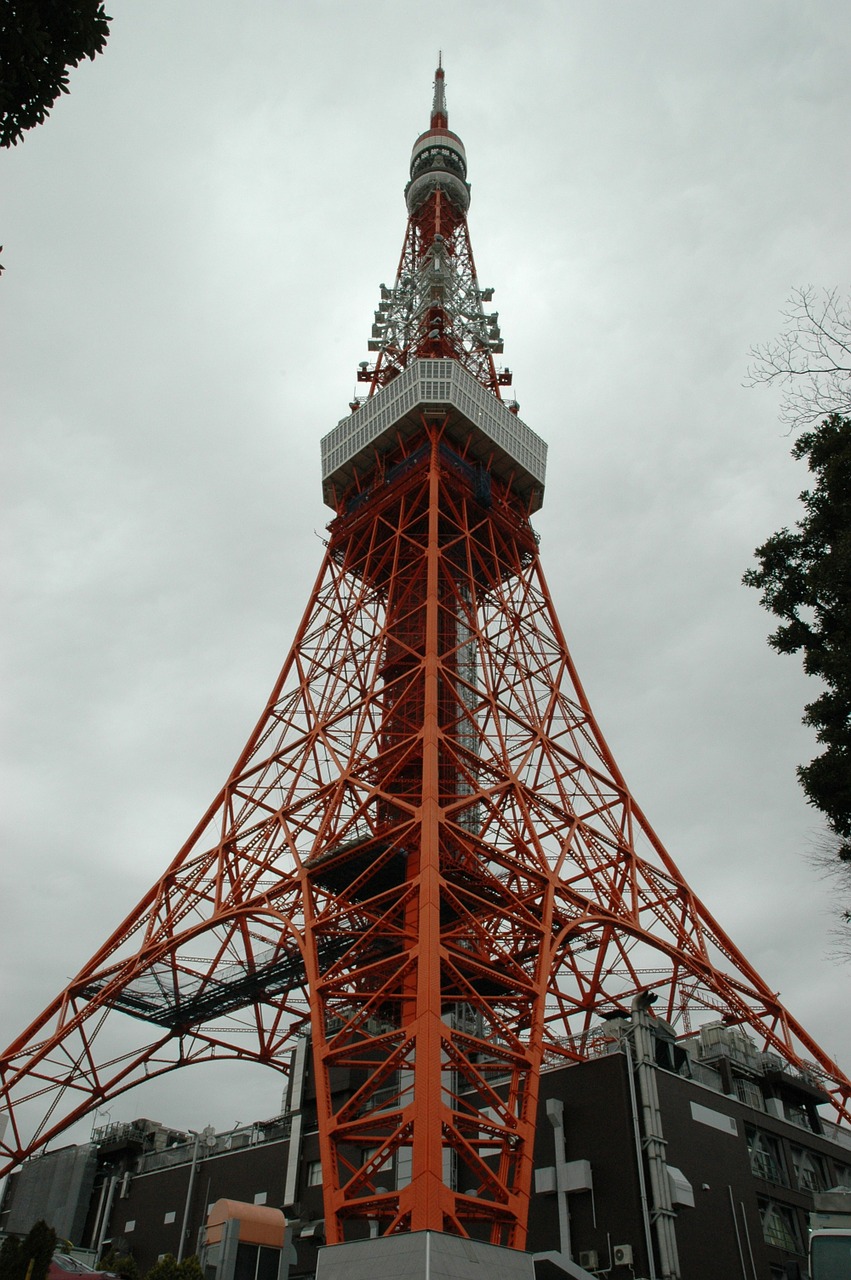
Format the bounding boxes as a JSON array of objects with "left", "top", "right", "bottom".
[{"left": 314, "top": 1232, "right": 536, "bottom": 1280}]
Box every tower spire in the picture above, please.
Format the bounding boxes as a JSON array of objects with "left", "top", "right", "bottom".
[
  {"left": 356, "top": 61, "right": 510, "bottom": 402},
  {"left": 431, "top": 53, "right": 448, "bottom": 129}
]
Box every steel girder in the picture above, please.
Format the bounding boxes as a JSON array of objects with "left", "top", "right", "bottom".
[
  {"left": 1, "top": 422, "right": 849, "bottom": 1251},
  {"left": 2, "top": 62, "right": 850, "bottom": 1255},
  {"left": 365, "top": 189, "right": 502, "bottom": 397}
]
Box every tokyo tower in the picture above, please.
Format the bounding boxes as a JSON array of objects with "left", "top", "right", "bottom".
[{"left": 1, "top": 61, "right": 849, "bottom": 1262}]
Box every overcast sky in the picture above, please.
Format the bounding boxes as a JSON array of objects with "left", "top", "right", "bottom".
[{"left": 2, "top": 2, "right": 850, "bottom": 1143}]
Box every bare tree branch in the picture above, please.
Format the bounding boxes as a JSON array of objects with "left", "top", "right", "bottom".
[
  {"left": 745, "top": 286, "right": 851, "bottom": 431},
  {"left": 806, "top": 830, "right": 851, "bottom": 961}
]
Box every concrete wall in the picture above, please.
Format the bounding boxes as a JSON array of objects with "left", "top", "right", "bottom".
[{"left": 5, "top": 1144, "right": 98, "bottom": 1244}]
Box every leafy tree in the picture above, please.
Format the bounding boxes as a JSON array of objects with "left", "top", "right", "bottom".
[
  {"left": 27, "top": 1223, "right": 56, "bottom": 1280},
  {"left": 0, "top": 1, "right": 111, "bottom": 148},
  {"left": 142, "top": 1257, "right": 180, "bottom": 1280},
  {"left": 143, "top": 1257, "right": 202, "bottom": 1280},
  {"left": 4, "top": 1222, "right": 58, "bottom": 1280},
  {"left": 746, "top": 287, "right": 851, "bottom": 432},
  {"left": 98, "top": 1252, "right": 137, "bottom": 1280},
  {"left": 0, "top": 1237, "right": 23, "bottom": 1280},
  {"left": 743, "top": 414, "right": 851, "bottom": 881}
]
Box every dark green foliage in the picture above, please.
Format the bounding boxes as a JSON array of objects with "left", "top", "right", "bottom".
[
  {"left": 25, "top": 1222, "right": 56, "bottom": 1280},
  {"left": 0, "top": 1237, "right": 23, "bottom": 1280},
  {"left": 142, "top": 1257, "right": 180, "bottom": 1280},
  {"left": 744, "top": 414, "right": 851, "bottom": 862},
  {"left": 2, "top": 1222, "right": 59, "bottom": 1280},
  {"left": 143, "top": 1257, "right": 202, "bottom": 1280},
  {"left": 98, "top": 1252, "right": 137, "bottom": 1280},
  {"left": 0, "top": 1, "right": 111, "bottom": 147}
]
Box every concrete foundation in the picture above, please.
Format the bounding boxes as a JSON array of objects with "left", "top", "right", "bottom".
[{"left": 315, "top": 1231, "right": 537, "bottom": 1280}]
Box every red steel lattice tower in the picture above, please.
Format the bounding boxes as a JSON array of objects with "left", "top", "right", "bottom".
[{"left": 1, "top": 63, "right": 849, "bottom": 1252}]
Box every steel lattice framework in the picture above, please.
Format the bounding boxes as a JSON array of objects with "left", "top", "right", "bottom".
[
  {"left": 1, "top": 62, "right": 849, "bottom": 1253},
  {"left": 358, "top": 59, "right": 506, "bottom": 400}
]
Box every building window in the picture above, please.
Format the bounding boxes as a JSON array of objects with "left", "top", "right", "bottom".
[
  {"left": 124, "top": 1221, "right": 135, "bottom": 1233},
  {"left": 733, "top": 1077, "right": 765, "bottom": 1111},
  {"left": 785, "top": 1101, "right": 812, "bottom": 1131},
  {"left": 253, "top": 1192, "right": 267, "bottom": 1206},
  {"left": 234, "top": 1243, "right": 279, "bottom": 1280},
  {"left": 758, "top": 1198, "right": 803, "bottom": 1253},
  {"left": 164, "top": 1211, "right": 176, "bottom": 1225},
  {"left": 746, "top": 1127, "right": 788, "bottom": 1186},
  {"left": 307, "top": 1161, "right": 323, "bottom": 1186},
  {"left": 790, "top": 1146, "right": 826, "bottom": 1193},
  {"left": 362, "top": 1147, "right": 392, "bottom": 1173}
]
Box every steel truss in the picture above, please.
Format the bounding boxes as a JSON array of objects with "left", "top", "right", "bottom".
[
  {"left": 1, "top": 424, "right": 849, "bottom": 1249},
  {"left": 2, "top": 61, "right": 849, "bottom": 1256},
  {"left": 366, "top": 193, "right": 502, "bottom": 398}
]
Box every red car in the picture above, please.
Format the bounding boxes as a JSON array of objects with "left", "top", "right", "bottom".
[{"left": 48, "top": 1254, "right": 117, "bottom": 1280}]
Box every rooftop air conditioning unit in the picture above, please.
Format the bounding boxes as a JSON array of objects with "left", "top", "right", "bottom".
[
  {"left": 578, "top": 1251, "right": 598, "bottom": 1270},
  {"left": 613, "top": 1244, "right": 633, "bottom": 1266}
]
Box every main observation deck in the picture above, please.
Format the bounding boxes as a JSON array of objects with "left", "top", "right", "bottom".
[{"left": 321, "top": 359, "right": 548, "bottom": 512}]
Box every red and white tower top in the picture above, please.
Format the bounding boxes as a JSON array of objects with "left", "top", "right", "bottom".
[
  {"left": 323, "top": 63, "right": 547, "bottom": 514},
  {"left": 429, "top": 51, "right": 448, "bottom": 128},
  {"left": 353, "top": 62, "right": 512, "bottom": 401},
  {"left": 405, "top": 55, "right": 468, "bottom": 216}
]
